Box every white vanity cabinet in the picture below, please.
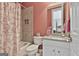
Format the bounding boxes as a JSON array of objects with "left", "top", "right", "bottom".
[
  {"left": 43, "top": 40, "right": 70, "bottom": 56},
  {"left": 70, "top": 3, "right": 79, "bottom": 56}
]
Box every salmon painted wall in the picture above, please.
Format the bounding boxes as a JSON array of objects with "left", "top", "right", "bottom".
[{"left": 22, "top": 2, "right": 53, "bottom": 36}]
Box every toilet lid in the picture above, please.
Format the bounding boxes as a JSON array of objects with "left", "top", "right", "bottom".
[{"left": 26, "top": 44, "right": 38, "bottom": 51}]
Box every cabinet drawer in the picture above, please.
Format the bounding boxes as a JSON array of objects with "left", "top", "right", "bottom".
[
  {"left": 43, "top": 44, "right": 70, "bottom": 56},
  {"left": 43, "top": 40, "right": 70, "bottom": 48}
]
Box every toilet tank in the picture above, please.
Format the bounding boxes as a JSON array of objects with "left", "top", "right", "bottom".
[{"left": 34, "top": 36, "right": 43, "bottom": 45}]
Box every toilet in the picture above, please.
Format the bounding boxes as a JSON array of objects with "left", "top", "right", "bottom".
[{"left": 26, "top": 36, "right": 42, "bottom": 56}]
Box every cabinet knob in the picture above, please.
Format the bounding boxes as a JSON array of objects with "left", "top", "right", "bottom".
[
  {"left": 53, "top": 49, "right": 55, "bottom": 52},
  {"left": 58, "top": 51, "right": 60, "bottom": 53}
]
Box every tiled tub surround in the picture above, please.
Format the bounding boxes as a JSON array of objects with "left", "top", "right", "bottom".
[
  {"left": 21, "top": 7, "right": 33, "bottom": 43},
  {"left": 0, "top": 3, "right": 21, "bottom": 56}
]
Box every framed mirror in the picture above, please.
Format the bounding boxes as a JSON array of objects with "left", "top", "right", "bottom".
[
  {"left": 47, "top": 3, "right": 64, "bottom": 34},
  {"left": 47, "top": 3, "right": 70, "bottom": 36},
  {"left": 51, "top": 5, "right": 64, "bottom": 33}
]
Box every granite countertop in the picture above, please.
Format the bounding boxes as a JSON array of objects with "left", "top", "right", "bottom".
[
  {"left": 34, "top": 34, "right": 72, "bottom": 43},
  {"left": 42, "top": 36, "right": 72, "bottom": 43}
]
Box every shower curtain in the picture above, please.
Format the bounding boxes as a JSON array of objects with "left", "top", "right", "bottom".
[{"left": 0, "top": 2, "right": 21, "bottom": 56}]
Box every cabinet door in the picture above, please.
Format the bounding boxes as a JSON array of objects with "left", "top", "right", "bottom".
[
  {"left": 70, "top": 37, "right": 79, "bottom": 56},
  {"left": 55, "top": 46, "right": 70, "bottom": 56},
  {"left": 43, "top": 45, "right": 56, "bottom": 56},
  {"left": 43, "top": 40, "right": 70, "bottom": 56},
  {"left": 43, "top": 44, "right": 70, "bottom": 56},
  {"left": 71, "top": 3, "right": 79, "bottom": 36}
]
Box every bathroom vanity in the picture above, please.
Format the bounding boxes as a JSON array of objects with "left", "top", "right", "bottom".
[
  {"left": 43, "top": 35, "right": 71, "bottom": 56},
  {"left": 43, "top": 3, "right": 72, "bottom": 56},
  {"left": 43, "top": 3, "right": 79, "bottom": 56}
]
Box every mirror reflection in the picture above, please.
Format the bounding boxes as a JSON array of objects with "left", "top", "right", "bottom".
[
  {"left": 47, "top": 3, "right": 70, "bottom": 37},
  {"left": 52, "top": 7, "right": 63, "bottom": 33}
]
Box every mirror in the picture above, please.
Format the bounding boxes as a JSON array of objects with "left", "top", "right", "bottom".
[
  {"left": 47, "top": 3, "right": 70, "bottom": 36},
  {"left": 47, "top": 3, "right": 64, "bottom": 35},
  {"left": 52, "top": 6, "right": 63, "bottom": 33}
]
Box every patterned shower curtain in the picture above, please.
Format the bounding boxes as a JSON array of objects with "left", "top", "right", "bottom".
[{"left": 0, "top": 2, "right": 21, "bottom": 56}]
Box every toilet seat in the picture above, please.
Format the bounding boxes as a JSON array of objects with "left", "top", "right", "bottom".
[{"left": 26, "top": 44, "right": 38, "bottom": 51}]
